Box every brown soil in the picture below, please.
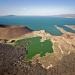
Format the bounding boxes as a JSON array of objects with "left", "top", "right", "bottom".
[
  {"left": 0, "top": 25, "right": 32, "bottom": 40},
  {"left": 71, "top": 26, "right": 75, "bottom": 28}
]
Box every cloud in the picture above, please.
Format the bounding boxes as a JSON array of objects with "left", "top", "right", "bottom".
[
  {"left": 15, "top": 8, "right": 74, "bottom": 16},
  {"left": 0, "top": 7, "right": 75, "bottom": 16}
]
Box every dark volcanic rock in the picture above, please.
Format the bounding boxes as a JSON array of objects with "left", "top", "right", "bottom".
[
  {"left": 0, "top": 43, "right": 47, "bottom": 75},
  {"left": 0, "top": 43, "right": 26, "bottom": 75}
]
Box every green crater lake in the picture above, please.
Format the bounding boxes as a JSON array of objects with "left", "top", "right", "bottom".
[{"left": 15, "top": 37, "right": 53, "bottom": 60}]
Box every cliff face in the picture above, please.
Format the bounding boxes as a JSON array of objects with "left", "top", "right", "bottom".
[{"left": 0, "top": 25, "right": 32, "bottom": 40}]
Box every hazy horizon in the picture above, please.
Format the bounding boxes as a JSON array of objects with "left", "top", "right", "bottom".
[{"left": 0, "top": 0, "right": 75, "bottom": 16}]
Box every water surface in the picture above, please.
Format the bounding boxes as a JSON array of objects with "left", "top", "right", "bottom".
[{"left": 0, "top": 16, "right": 75, "bottom": 35}]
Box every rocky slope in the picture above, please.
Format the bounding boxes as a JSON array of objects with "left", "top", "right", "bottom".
[{"left": 0, "top": 43, "right": 47, "bottom": 75}]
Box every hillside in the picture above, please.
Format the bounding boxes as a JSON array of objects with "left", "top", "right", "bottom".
[
  {"left": 0, "top": 25, "right": 32, "bottom": 40},
  {"left": 0, "top": 25, "right": 75, "bottom": 75}
]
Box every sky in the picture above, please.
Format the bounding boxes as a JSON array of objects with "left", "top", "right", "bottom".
[{"left": 0, "top": 0, "right": 75, "bottom": 16}]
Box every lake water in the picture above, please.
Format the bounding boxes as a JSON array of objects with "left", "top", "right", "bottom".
[{"left": 0, "top": 16, "right": 75, "bottom": 35}]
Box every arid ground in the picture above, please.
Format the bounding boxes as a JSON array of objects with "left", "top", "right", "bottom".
[{"left": 0, "top": 25, "right": 75, "bottom": 75}]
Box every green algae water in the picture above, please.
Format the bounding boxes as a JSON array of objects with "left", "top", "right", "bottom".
[
  {"left": 0, "top": 16, "right": 75, "bottom": 35},
  {"left": 15, "top": 37, "right": 53, "bottom": 59}
]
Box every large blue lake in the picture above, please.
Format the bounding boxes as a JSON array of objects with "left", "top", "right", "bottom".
[{"left": 0, "top": 16, "right": 75, "bottom": 35}]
